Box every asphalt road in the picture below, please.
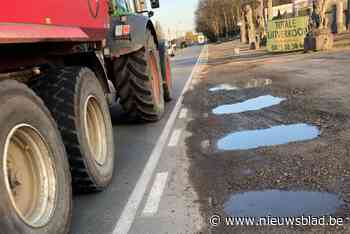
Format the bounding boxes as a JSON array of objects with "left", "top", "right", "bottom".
[{"left": 70, "top": 45, "right": 204, "bottom": 234}]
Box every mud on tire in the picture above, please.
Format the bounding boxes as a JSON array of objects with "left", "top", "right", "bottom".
[
  {"left": 0, "top": 80, "right": 71, "bottom": 234},
  {"left": 113, "top": 31, "right": 165, "bottom": 122},
  {"left": 32, "top": 67, "right": 114, "bottom": 193}
]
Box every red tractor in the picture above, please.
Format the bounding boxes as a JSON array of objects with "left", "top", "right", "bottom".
[{"left": 0, "top": 0, "right": 172, "bottom": 233}]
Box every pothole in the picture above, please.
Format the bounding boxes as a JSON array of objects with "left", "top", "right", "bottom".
[
  {"left": 224, "top": 190, "right": 344, "bottom": 218},
  {"left": 209, "top": 84, "right": 238, "bottom": 92},
  {"left": 212, "top": 95, "right": 286, "bottom": 115},
  {"left": 217, "top": 123, "right": 320, "bottom": 151},
  {"left": 208, "top": 78, "right": 272, "bottom": 92}
]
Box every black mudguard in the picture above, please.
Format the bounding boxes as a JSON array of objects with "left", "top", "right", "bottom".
[{"left": 107, "top": 14, "right": 158, "bottom": 58}]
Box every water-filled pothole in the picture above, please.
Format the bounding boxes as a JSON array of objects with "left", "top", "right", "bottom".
[
  {"left": 224, "top": 190, "right": 344, "bottom": 217},
  {"left": 217, "top": 123, "right": 320, "bottom": 151},
  {"left": 212, "top": 95, "right": 285, "bottom": 115},
  {"left": 208, "top": 78, "right": 272, "bottom": 92},
  {"left": 209, "top": 84, "right": 238, "bottom": 92}
]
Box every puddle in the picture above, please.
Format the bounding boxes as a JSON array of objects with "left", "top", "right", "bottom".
[
  {"left": 213, "top": 95, "right": 286, "bottom": 115},
  {"left": 244, "top": 78, "right": 272, "bottom": 89},
  {"left": 208, "top": 78, "right": 272, "bottom": 92},
  {"left": 224, "top": 190, "right": 344, "bottom": 217},
  {"left": 209, "top": 84, "right": 238, "bottom": 92},
  {"left": 217, "top": 123, "right": 319, "bottom": 151}
]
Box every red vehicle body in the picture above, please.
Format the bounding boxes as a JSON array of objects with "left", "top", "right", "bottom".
[{"left": 0, "top": 0, "right": 109, "bottom": 43}]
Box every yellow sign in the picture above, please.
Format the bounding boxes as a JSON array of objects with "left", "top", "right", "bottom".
[{"left": 267, "top": 16, "right": 309, "bottom": 52}]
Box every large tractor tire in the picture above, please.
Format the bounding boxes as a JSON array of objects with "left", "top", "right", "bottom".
[
  {"left": 113, "top": 31, "right": 165, "bottom": 122},
  {"left": 159, "top": 40, "right": 173, "bottom": 102},
  {"left": 32, "top": 67, "right": 114, "bottom": 193},
  {"left": 0, "top": 80, "right": 72, "bottom": 234}
]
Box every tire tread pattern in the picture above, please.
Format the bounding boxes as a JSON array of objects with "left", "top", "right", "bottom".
[
  {"left": 31, "top": 67, "right": 102, "bottom": 192},
  {"left": 113, "top": 34, "right": 164, "bottom": 122}
]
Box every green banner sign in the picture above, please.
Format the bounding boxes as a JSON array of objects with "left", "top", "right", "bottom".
[{"left": 267, "top": 16, "right": 309, "bottom": 52}]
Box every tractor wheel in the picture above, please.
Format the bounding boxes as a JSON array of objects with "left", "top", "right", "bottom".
[
  {"left": 32, "top": 67, "right": 114, "bottom": 193},
  {"left": 113, "top": 31, "right": 165, "bottom": 122},
  {"left": 159, "top": 40, "right": 173, "bottom": 102},
  {"left": 0, "top": 80, "right": 71, "bottom": 234}
]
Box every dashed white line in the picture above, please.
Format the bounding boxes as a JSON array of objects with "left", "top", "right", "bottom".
[
  {"left": 112, "top": 45, "right": 208, "bottom": 234},
  {"left": 168, "top": 129, "right": 182, "bottom": 147},
  {"left": 142, "top": 172, "right": 169, "bottom": 216},
  {"left": 179, "top": 108, "right": 188, "bottom": 119}
]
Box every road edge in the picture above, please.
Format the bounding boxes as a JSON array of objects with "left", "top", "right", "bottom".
[{"left": 112, "top": 45, "right": 208, "bottom": 234}]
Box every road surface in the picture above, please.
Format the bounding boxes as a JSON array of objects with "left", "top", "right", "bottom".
[
  {"left": 183, "top": 41, "right": 350, "bottom": 233},
  {"left": 70, "top": 45, "right": 205, "bottom": 234},
  {"left": 71, "top": 41, "right": 350, "bottom": 234}
]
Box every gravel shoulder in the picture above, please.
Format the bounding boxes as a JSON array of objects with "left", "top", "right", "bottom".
[{"left": 183, "top": 41, "right": 350, "bottom": 233}]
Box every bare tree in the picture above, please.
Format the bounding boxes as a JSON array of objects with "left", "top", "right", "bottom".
[{"left": 195, "top": 0, "right": 241, "bottom": 42}]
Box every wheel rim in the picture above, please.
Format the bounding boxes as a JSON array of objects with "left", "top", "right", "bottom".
[
  {"left": 84, "top": 96, "right": 108, "bottom": 166},
  {"left": 3, "top": 124, "right": 57, "bottom": 227},
  {"left": 149, "top": 51, "right": 162, "bottom": 107},
  {"left": 165, "top": 56, "right": 172, "bottom": 91}
]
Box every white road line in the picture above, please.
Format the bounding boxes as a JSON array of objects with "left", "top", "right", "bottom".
[
  {"left": 168, "top": 129, "right": 182, "bottom": 147},
  {"left": 179, "top": 108, "right": 188, "bottom": 119},
  {"left": 112, "top": 45, "right": 208, "bottom": 234},
  {"left": 142, "top": 172, "right": 169, "bottom": 216}
]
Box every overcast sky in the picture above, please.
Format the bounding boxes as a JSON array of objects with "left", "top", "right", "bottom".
[{"left": 153, "top": 0, "right": 199, "bottom": 39}]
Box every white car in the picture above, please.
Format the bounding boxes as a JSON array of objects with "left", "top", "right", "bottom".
[
  {"left": 167, "top": 47, "right": 175, "bottom": 57},
  {"left": 166, "top": 42, "right": 175, "bottom": 57}
]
